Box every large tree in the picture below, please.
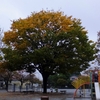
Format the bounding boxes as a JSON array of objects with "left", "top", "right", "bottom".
[{"left": 2, "top": 10, "right": 95, "bottom": 93}]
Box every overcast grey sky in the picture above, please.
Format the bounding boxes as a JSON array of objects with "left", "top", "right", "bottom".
[{"left": 0, "top": 0, "right": 100, "bottom": 42}]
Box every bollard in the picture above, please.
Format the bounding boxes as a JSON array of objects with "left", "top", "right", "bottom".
[{"left": 41, "top": 96, "right": 49, "bottom": 100}]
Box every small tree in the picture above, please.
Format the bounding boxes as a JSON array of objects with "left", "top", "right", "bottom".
[
  {"left": 57, "top": 79, "right": 67, "bottom": 88},
  {"left": 48, "top": 73, "right": 71, "bottom": 88},
  {"left": 12, "top": 70, "right": 27, "bottom": 92},
  {"left": 0, "top": 62, "right": 13, "bottom": 91},
  {"left": 26, "top": 73, "right": 41, "bottom": 83}
]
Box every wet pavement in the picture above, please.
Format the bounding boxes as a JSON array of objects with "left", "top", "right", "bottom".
[{"left": 0, "top": 89, "right": 92, "bottom": 100}]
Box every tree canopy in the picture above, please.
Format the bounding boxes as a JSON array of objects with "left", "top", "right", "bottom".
[
  {"left": 2, "top": 10, "right": 95, "bottom": 93},
  {"left": 48, "top": 73, "right": 71, "bottom": 88}
]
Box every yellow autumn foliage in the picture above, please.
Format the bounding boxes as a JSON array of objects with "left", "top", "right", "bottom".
[
  {"left": 3, "top": 31, "right": 18, "bottom": 44},
  {"left": 14, "top": 41, "right": 28, "bottom": 50},
  {"left": 3, "top": 10, "right": 82, "bottom": 50}
]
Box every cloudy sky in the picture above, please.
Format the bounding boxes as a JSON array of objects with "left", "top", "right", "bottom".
[{"left": 0, "top": 0, "right": 100, "bottom": 42}]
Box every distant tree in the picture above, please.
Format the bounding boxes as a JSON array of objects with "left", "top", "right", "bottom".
[
  {"left": 57, "top": 78, "right": 67, "bottom": 87},
  {"left": 48, "top": 74, "right": 58, "bottom": 87},
  {"left": 2, "top": 10, "right": 95, "bottom": 93},
  {"left": 12, "top": 70, "right": 27, "bottom": 92},
  {"left": 48, "top": 73, "right": 71, "bottom": 88},
  {"left": 12, "top": 70, "right": 42, "bottom": 91},
  {"left": 25, "top": 73, "right": 42, "bottom": 84},
  {"left": 0, "top": 62, "right": 12, "bottom": 91}
]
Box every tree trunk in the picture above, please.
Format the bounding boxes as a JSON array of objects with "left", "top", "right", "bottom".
[
  {"left": 5, "top": 80, "right": 9, "bottom": 92},
  {"left": 42, "top": 74, "right": 49, "bottom": 93},
  {"left": 19, "top": 80, "right": 23, "bottom": 92},
  {"left": 13, "top": 84, "right": 16, "bottom": 92}
]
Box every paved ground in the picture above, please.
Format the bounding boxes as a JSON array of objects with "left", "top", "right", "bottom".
[
  {"left": 0, "top": 91, "right": 69, "bottom": 100},
  {"left": 0, "top": 89, "right": 92, "bottom": 100}
]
